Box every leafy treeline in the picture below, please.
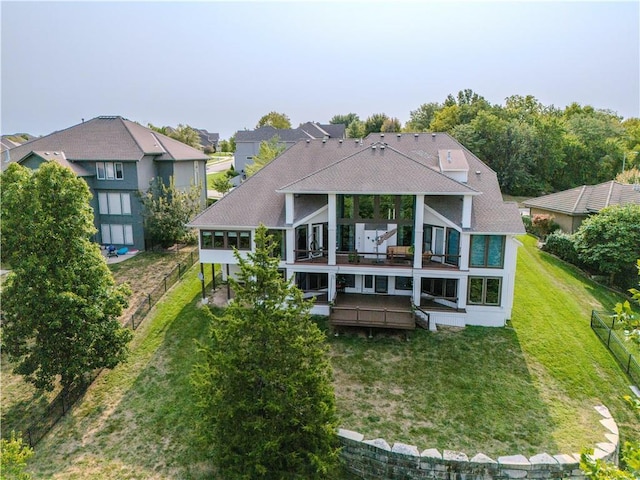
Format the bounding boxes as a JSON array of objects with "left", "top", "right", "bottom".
[{"left": 330, "top": 89, "right": 640, "bottom": 196}]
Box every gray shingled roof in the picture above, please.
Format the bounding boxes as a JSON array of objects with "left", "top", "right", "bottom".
[
  {"left": 3, "top": 116, "right": 208, "bottom": 168},
  {"left": 278, "top": 143, "right": 479, "bottom": 195},
  {"left": 29, "top": 151, "right": 92, "bottom": 176},
  {"left": 189, "top": 133, "right": 524, "bottom": 234},
  {"left": 235, "top": 123, "right": 345, "bottom": 144},
  {"left": 523, "top": 181, "right": 640, "bottom": 215}
]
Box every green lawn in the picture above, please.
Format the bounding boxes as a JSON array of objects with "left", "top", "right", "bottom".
[{"left": 13, "top": 235, "right": 640, "bottom": 477}]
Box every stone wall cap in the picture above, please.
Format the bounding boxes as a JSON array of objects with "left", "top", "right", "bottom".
[
  {"left": 338, "top": 429, "right": 364, "bottom": 442},
  {"left": 592, "top": 447, "right": 611, "bottom": 460},
  {"left": 470, "top": 453, "right": 498, "bottom": 464},
  {"left": 392, "top": 443, "right": 420, "bottom": 456},
  {"left": 596, "top": 442, "right": 616, "bottom": 455},
  {"left": 553, "top": 453, "right": 578, "bottom": 466},
  {"left": 529, "top": 453, "right": 558, "bottom": 465},
  {"left": 498, "top": 454, "right": 531, "bottom": 467},
  {"left": 420, "top": 448, "right": 442, "bottom": 459},
  {"left": 363, "top": 438, "right": 391, "bottom": 451},
  {"left": 600, "top": 418, "right": 619, "bottom": 435},
  {"left": 605, "top": 432, "right": 619, "bottom": 445},
  {"left": 594, "top": 405, "right": 612, "bottom": 419},
  {"left": 443, "top": 450, "right": 469, "bottom": 462}
]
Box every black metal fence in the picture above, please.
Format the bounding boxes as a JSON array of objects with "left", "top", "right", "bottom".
[
  {"left": 591, "top": 310, "right": 640, "bottom": 387},
  {"left": 19, "top": 251, "right": 210, "bottom": 448},
  {"left": 124, "top": 250, "right": 198, "bottom": 330}
]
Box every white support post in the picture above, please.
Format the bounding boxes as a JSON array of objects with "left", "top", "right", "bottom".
[
  {"left": 285, "top": 228, "right": 295, "bottom": 264},
  {"left": 413, "top": 195, "right": 425, "bottom": 269},
  {"left": 462, "top": 195, "right": 472, "bottom": 229},
  {"left": 285, "top": 193, "right": 294, "bottom": 225},
  {"left": 328, "top": 194, "right": 337, "bottom": 265}
]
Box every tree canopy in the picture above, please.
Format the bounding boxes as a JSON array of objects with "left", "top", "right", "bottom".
[
  {"left": 139, "top": 176, "right": 202, "bottom": 248},
  {"left": 245, "top": 135, "right": 286, "bottom": 177},
  {"left": 0, "top": 162, "right": 132, "bottom": 391},
  {"left": 192, "top": 226, "right": 339, "bottom": 479},
  {"left": 256, "top": 111, "right": 291, "bottom": 129},
  {"left": 148, "top": 123, "right": 201, "bottom": 148},
  {"left": 574, "top": 204, "right": 640, "bottom": 286}
]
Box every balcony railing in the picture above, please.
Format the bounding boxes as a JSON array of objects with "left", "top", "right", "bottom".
[{"left": 292, "top": 249, "right": 460, "bottom": 269}]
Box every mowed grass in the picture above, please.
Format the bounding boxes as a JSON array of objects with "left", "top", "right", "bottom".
[
  {"left": 328, "top": 235, "right": 639, "bottom": 456},
  {"left": 15, "top": 235, "right": 640, "bottom": 477}
]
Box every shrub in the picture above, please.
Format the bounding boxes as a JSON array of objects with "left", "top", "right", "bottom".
[
  {"left": 522, "top": 215, "right": 533, "bottom": 234},
  {"left": 531, "top": 214, "right": 560, "bottom": 239},
  {"left": 542, "top": 232, "right": 581, "bottom": 265}
]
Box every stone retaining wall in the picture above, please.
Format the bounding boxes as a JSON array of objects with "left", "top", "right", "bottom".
[{"left": 339, "top": 405, "right": 619, "bottom": 480}]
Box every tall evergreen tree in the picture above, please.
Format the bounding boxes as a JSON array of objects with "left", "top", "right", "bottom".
[
  {"left": 0, "top": 162, "right": 132, "bottom": 391},
  {"left": 192, "top": 226, "right": 339, "bottom": 479}
]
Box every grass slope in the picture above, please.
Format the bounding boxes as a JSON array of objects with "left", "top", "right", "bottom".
[{"left": 20, "top": 236, "right": 639, "bottom": 477}]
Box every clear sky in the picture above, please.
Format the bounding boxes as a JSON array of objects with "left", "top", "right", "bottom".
[{"left": 1, "top": 1, "right": 638, "bottom": 140}]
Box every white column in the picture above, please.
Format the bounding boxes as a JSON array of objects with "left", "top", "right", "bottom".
[
  {"left": 328, "top": 194, "right": 337, "bottom": 265},
  {"left": 413, "top": 195, "right": 425, "bottom": 269},
  {"left": 285, "top": 228, "right": 295, "bottom": 264},
  {"left": 462, "top": 195, "right": 472, "bottom": 229},
  {"left": 285, "top": 193, "right": 294, "bottom": 225},
  {"left": 459, "top": 234, "right": 470, "bottom": 271}
]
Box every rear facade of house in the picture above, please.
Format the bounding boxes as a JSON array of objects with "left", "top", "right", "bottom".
[{"left": 190, "top": 132, "right": 525, "bottom": 329}]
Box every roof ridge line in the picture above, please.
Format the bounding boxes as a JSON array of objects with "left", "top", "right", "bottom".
[{"left": 571, "top": 185, "right": 587, "bottom": 213}]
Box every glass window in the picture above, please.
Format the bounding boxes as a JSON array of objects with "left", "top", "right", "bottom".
[
  {"left": 339, "top": 195, "right": 353, "bottom": 219},
  {"left": 108, "top": 193, "right": 122, "bottom": 215},
  {"left": 105, "top": 162, "right": 115, "bottom": 180},
  {"left": 445, "top": 229, "right": 460, "bottom": 266},
  {"left": 364, "top": 275, "right": 373, "bottom": 289},
  {"left": 96, "top": 163, "right": 106, "bottom": 180},
  {"left": 338, "top": 224, "right": 354, "bottom": 251},
  {"left": 239, "top": 231, "right": 251, "bottom": 250},
  {"left": 358, "top": 195, "right": 374, "bottom": 219},
  {"left": 124, "top": 225, "right": 133, "bottom": 245},
  {"left": 395, "top": 276, "right": 413, "bottom": 291},
  {"left": 101, "top": 224, "right": 111, "bottom": 243},
  {"left": 98, "top": 192, "right": 109, "bottom": 214},
  {"left": 115, "top": 163, "right": 124, "bottom": 180},
  {"left": 201, "top": 231, "right": 213, "bottom": 249},
  {"left": 121, "top": 193, "right": 131, "bottom": 215},
  {"left": 213, "top": 231, "right": 224, "bottom": 248},
  {"left": 227, "top": 231, "right": 238, "bottom": 248},
  {"left": 399, "top": 195, "right": 414, "bottom": 220},
  {"left": 379, "top": 195, "right": 396, "bottom": 219},
  {"left": 468, "top": 277, "right": 502, "bottom": 306},
  {"left": 470, "top": 235, "right": 505, "bottom": 268}
]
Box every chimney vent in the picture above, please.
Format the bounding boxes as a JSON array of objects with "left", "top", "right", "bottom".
[
  {"left": 397, "top": 134, "right": 401, "bottom": 139},
  {"left": 447, "top": 150, "right": 451, "bottom": 162},
  {"left": 380, "top": 133, "right": 384, "bottom": 138},
  {"left": 371, "top": 145, "right": 377, "bottom": 150}
]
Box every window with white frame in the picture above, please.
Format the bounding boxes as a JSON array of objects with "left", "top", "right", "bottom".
[
  {"left": 98, "top": 192, "right": 131, "bottom": 215},
  {"left": 96, "top": 162, "right": 124, "bottom": 180},
  {"left": 101, "top": 224, "right": 134, "bottom": 245}
]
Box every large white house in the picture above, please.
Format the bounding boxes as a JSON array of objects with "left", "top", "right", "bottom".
[{"left": 189, "top": 132, "right": 524, "bottom": 329}]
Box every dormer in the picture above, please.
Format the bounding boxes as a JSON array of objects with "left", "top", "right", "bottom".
[{"left": 438, "top": 149, "right": 469, "bottom": 183}]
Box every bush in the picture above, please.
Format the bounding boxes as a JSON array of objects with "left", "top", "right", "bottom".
[
  {"left": 542, "top": 232, "right": 581, "bottom": 265},
  {"left": 522, "top": 215, "right": 533, "bottom": 234},
  {"left": 531, "top": 214, "right": 560, "bottom": 239}
]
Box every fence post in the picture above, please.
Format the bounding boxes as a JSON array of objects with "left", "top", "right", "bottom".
[
  {"left": 628, "top": 354, "right": 633, "bottom": 374},
  {"left": 27, "top": 429, "right": 33, "bottom": 448},
  {"left": 61, "top": 393, "right": 66, "bottom": 415},
  {"left": 148, "top": 294, "right": 152, "bottom": 307},
  {"left": 164, "top": 275, "right": 168, "bottom": 292},
  {"left": 607, "top": 328, "right": 612, "bottom": 347},
  {"left": 178, "top": 263, "right": 182, "bottom": 278},
  {"left": 131, "top": 315, "right": 135, "bottom": 329}
]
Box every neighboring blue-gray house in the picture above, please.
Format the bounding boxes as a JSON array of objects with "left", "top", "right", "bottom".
[
  {"left": 233, "top": 122, "right": 346, "bottom": 174},
  {"left": 3, "top": 116, "right": 209, "bottom": 251}
]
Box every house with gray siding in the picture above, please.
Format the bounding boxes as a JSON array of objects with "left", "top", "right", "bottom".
[
  {"left": 190, "top": 132, "right": 525, "bottom": 329},
  {"left": 233, "top": 122, "right": 345, "bottom": 174},
  {"left": 3, "top": 116, "right": 209, "bottom": 251}
]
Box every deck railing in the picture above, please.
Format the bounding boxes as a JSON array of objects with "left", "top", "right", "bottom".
[
  {"left": 591, "top": 310, "right": 640, "bottom": 386},
  {"left": 330, "top": 305, "right": 415, "bottom": 330}
]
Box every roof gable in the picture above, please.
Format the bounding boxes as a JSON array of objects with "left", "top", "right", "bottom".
[
  {"left": 3, "top": 116, "right": 207, "bottom": 167},
  {"left": 278, "top": 143, "right": 478, "bottom": 195},
  {"left": 523, "top": 181, "right": 640, "bottom": 215}
]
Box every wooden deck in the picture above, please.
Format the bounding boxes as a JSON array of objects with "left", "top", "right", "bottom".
[{"left": 330, "top": 293, "right": 415, "bottom": 330}]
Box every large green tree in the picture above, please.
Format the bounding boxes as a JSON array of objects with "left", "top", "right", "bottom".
[
  {"left": 405, "top": 102, "right": 441, "bottom": 131},
  {"left": 148, "top": 123, "right": 201, "bottom": 148},
  {"left": 574, "top": 204, "right": 640, "bottom": 287},
  {"left": 245, "top": 135, "right": 286, "bottom": 177},
  {"left": 192, "top": 226, "right": 339, "bottom": 479},
  {"left": 0, "top": 162, "right": 132, "bottom": 391},
  {"left": 256, "top": 111, "right": 291, "bottom": 129},
  {"left": 329, "top": 113, "right": 359, "bottom": 129},
  {"left": 363, "top": 113, "right": 390, "bottom": 136},
  {"left": 139, "top": 176, "right": 202, "bottom": 248}
]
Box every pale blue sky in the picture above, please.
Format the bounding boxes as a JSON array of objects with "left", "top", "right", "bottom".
[{"left": 1, "top": 1, "right": 638, "bottom": 140}]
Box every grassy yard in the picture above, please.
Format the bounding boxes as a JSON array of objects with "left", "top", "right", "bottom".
[
  {"left": 9, "top": 235, "right": 640, "bottom": 478},
  {"left": 0, "top": 248, "right": 198, "bottom": 446}
]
